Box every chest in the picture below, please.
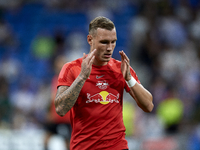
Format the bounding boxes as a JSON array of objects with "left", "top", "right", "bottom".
[
  {"left": 79, "top": 69, "right": 125, "bottom": 105},
  {"left": 72, "top": 68, "right": 125, "bottom": 120}
]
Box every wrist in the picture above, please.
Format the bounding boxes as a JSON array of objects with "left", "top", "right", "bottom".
[
  {"left": 126, "top": 76, "right": 137, "bottom": 87},
  {"left": 126, "top": 75, "right": 132, "bottom": 81},
  {"left": 79, "top": 74, "right": 88, "bottom": 80}
]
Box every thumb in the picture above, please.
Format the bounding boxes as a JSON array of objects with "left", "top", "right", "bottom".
[{"left": 83, "top": 53, "right": 86, "bottom": 59}]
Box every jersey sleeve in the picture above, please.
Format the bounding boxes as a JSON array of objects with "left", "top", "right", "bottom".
[
  {"left": 125, "top": 66, "right": 140, "bottom": 92},
  {"left": 57, "top": 63, "right": 75, "bottom": 88}
]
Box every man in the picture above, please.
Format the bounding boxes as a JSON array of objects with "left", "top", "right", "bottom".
[{"left": 55, "top": 16, "right": 154, "bottom": 150}]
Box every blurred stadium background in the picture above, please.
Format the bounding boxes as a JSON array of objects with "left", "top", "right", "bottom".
[{"left": 0, "top": 0, "right": 200, "bottom": 150}]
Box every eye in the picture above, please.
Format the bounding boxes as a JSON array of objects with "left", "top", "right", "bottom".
[
  {"left": 111, "top": 40, "right": 116, "bottom": 44},
  {"left": 100, "top": 41, "right": 109, "bottom": 44}
]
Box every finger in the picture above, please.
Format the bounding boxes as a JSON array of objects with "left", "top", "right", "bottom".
[
  {"left": 119, "top": 50, "right": 125, "bottom": 60},
  {"left": 120, "top": 53, "right": 124, "bottom": 62},
  {"left": 122, "top": 67, "right": 127, "bottom": 78},
  {"left": 122, "top": 67, "right": 126, "bottom": 76},
  {"left": 83, "top": 49, "right": 96, "bottom": 64},
  {"left": 88, "top": 49, "right": 96, "bottom": 59},
  {"left": 122, "top": 51, "right": 128, "bottom": 60},
  {"left": 125, "top": 59, "right": 130, "bottom": 67},
  {"left": 89, "top": 55, "right": 95, "bottom": 66},
  {"left": 122, "top": 51, "right": 130, "bottom": 63},
  {"left": 83, "top": 53, "right": 86, "bottom": 59},
  {"left": 85, "top": 49, "right": 96, "bottom": 64},
  {"left": 119, "top": 50, "right": 124, "bottom": 55}
]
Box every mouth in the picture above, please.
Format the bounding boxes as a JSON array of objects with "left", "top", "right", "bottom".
[{"left": 103, "top": 54, "right": 112, "bottom": 58}]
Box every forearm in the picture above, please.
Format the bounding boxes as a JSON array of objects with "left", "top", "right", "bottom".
[
  {"left": 120, "top": 50, "right": 153, "bottom": 112},
  {"left": 129, "top": 83, "right": 154, "bottom": 112},
  {"left": 55, "top": 75, "right": 86, "bottom": 116}
]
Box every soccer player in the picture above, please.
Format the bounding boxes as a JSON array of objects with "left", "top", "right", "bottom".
[{"left": 55, "top": 16, "right": 154, "bottom": 150}]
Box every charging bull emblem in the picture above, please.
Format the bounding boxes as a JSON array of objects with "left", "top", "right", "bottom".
[{"left": 86, "top": 91, "right": 119, "bottom": 105}]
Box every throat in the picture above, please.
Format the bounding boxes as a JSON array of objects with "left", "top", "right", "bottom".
[{"left": 93, "top": 59, "right": 108, "bottom": 66}]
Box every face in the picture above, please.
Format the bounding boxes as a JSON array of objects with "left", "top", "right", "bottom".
[{"left": 87, "top": 28, "right": 117, "bottom": 66}]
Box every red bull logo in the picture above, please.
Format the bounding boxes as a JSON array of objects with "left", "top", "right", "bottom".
[
  {"left": 86, "top": 91, "right": 119, "bottom": 105},
  {"left": 96, "top": 80, "right": 108, "bottom": 90}
]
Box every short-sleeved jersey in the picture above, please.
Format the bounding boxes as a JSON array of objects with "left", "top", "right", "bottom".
[{"left": 57, "top": 57, "right": 140, "bottom": 150}]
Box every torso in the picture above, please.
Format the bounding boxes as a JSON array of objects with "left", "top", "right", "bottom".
[{"left": 58, "top": 58, "right": 135, "bottom": 150}]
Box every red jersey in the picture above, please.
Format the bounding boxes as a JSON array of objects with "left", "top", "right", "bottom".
[{"left": 57, "top": 57, "right": 140, "bottom": 150}]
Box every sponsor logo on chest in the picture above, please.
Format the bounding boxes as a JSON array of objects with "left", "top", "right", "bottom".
[{"left": 86, "top": 79, "right": 119, "bottom": 105}]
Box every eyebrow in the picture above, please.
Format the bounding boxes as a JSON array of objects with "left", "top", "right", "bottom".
[{"left": 100, "top": 39, "right": 117, "bottom": 43}]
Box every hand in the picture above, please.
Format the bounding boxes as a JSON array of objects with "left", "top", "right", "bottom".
[
  {"left": 119, "top": 50, "right": 131, "bottom": 81},
  {"left": 80, "top": 49, "right": 96, "bottom": 80}
]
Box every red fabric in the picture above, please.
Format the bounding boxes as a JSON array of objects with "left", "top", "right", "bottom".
[{"left": 57, "top": 57, "right": 140, "bottom": 150}]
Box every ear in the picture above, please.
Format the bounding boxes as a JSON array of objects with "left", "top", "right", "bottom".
[{"left": 87, "top": 35, "right": 93, "bottom": 45}]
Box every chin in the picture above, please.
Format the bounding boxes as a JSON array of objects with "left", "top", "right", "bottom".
[{"left": 102, "top": 59, "right": 110, "bottom": 62}]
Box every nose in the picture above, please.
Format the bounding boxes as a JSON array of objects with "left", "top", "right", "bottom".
[{"left": 107, "top": 43, "right": 112, "bottom": 51}]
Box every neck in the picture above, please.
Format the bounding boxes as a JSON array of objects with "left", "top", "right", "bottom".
[{"left": 93, "top": 59, "right": 108, "bottom": 66}]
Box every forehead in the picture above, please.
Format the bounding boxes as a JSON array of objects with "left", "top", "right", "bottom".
[{"left": 95, "top": 28, "right": 117, "bottom": 40}]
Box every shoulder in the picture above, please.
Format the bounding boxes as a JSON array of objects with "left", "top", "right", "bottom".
[
  {"left": 63, "top": 58, "right": 82, "bottom": 69},
  {"left": 59, "top": 58, "right": 82, "bottom": 77}
]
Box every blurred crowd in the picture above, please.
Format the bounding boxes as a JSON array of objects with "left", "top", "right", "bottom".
[{"left": 0, "top": 0, "right": 200, "bottom": 149}]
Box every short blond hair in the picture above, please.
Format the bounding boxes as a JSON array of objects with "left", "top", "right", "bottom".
[{"left": 89, "top": 16, "right": 115, "bottom": 36}]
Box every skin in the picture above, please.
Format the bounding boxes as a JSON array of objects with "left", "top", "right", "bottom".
[
  {"left": 55, "top": 50, "right": 96, "bottom": 116},
  {"left": 119, "top": 51, "right": 154, "bottom": 112},
  {"left": 87, "top": 28, "right": 117, "bottom": 66},
  {"left": 55, "top": 27, "right": 153, "bottom": 116}
]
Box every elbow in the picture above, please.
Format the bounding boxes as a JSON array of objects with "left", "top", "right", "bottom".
[
  {"left": 55, "top": 104, "right": 66, "bottom": 117},
  {"left": 138, "top": 102, "right": 154, "bottom": 113},
  {"left": 142, "top": 94, "right": 154, "bottom": 113},
  {"left": 144, "top": 103, "right": 154, "bottom": 113},
  {"left": 145, "top": 95, "right": 154, "bottom": 113},
  {"left": 55, "top": 98, "right": 66, "bottom": 117},
  {"left": 55, "top": 107, "right": 64, "bottom": 117}
]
